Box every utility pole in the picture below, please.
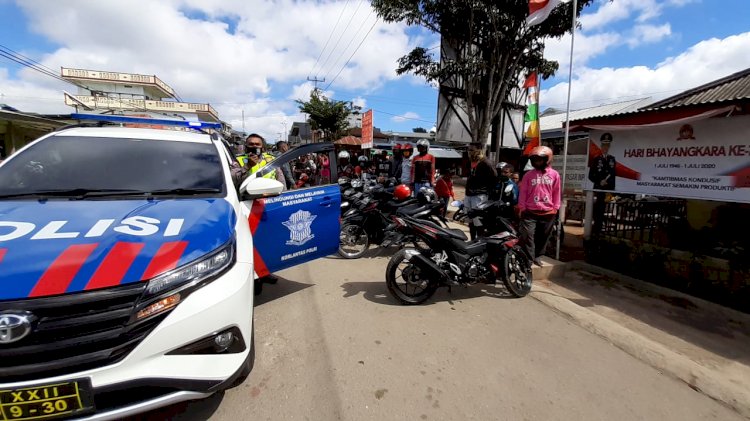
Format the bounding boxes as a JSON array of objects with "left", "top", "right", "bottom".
[{"left": 307, "top": 76, "right": 326, "bottom": 91}]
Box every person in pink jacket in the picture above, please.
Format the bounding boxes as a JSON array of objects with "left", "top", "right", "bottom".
[{"left": 518, "top": 146, "right": 561, "bottom": 266}]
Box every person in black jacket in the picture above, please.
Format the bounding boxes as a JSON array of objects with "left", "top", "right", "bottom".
[{"left": 465, "top": 142, "right": 497, "bottom": 240}]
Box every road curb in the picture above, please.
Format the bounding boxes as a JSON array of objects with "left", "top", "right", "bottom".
[{"left": 530, "top": 283, "right": 750, "bottom": 418}]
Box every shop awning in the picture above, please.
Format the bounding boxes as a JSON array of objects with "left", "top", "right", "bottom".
[
  {"left": 335, "top": 135, "right": 362, "bottom": 146},
  {"left": 430, "top": 148, "right": 462, "bottom": 159}
]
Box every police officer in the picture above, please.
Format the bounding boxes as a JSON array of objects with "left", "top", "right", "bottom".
[{"left": 588, "top": 132, "right": 616, "bottom": 233}]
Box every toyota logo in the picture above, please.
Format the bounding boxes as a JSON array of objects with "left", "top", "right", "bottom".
[{"left": 0, "top": 312, "right": 35, "bottom": 344}]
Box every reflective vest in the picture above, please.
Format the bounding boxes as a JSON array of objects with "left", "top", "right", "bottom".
[{"left": 237, "top": 153, "right": 276, "bottom": 179}]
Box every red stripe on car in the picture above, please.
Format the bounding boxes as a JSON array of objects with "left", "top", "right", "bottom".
[
  {"left": 248, "top": 200, "right": 270, "bottom": 277},
  {"left": 85, "top": 242, "right": 145, "bottom": 290},
  {"left": 0, "top": 248, "right": 6, "bottom": 264},
  {"left": 141, "top": 241, "right": 189, "bottom": 280},
  {"left": 30, "top": 244, "right": 99, "bottom": 297}
]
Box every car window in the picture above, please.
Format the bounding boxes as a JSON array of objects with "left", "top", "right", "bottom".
[
  {"left": 278, "top": 151, "right": 335, "bottom": 190},
  {"left": 0, "top": 135, "right": 226, "bottom": 197}
]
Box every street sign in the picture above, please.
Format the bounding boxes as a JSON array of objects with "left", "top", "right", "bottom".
[{"left": 361, "top": 110, "right": 373, "bottom": 149}]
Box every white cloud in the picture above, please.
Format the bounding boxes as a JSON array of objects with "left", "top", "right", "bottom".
[
  {"left": 1, "top": 0, "right": 419, "bottom": 139},
  {"left": 628, "top": 23, "right": 672, "bottom": 47},
  {"left": 578, "top": 0, "right": 685, "bottom": 31},
  {"left": 540, "top": 31, "right": 750, "bottom": 110},
  {"left": 391, "top": 111, "right": 420, "bottom": 123},
  {"left": 352, "top": 96, "right": 367, "bottom": 109},
  {"left": 544, "top": 32, "right": 622, "bottom": 73}
]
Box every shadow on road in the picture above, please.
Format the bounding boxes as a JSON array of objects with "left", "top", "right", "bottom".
[
  {"left": 123, "top": 391, "right": 224, "bottom": 421},
  {"left": 340, "top": 279, "right": 518, "bottom": 306},
  {"left": 254, "top": 275, "right": 314, "bottom": 307}
]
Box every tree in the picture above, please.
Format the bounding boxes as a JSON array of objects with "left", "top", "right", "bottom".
[
  {"left": 412, "top": 127, "right": 428, "bottom": 133},
  {"left": 296, "top": 90, "right": 356, "bottom": 141},
  {"left": 371, "top": 0, "right": 594, "bottom": 145}
]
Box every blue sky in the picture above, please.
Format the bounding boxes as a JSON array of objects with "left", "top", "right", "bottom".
[{"left": 1, "top": 0, "right": 749, "bottom": 138}]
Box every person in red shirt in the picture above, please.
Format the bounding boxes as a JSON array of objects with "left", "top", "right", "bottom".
[
  {"left": 411, "top": 139, "right": 436, "bottom": 196},
  {"left": 434, "top": 170, "right": 455, "bottom": 218}
]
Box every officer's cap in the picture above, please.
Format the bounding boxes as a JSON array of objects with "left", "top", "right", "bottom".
[{"left": 600, "top": 132, "right": 613, "bottom": 144}]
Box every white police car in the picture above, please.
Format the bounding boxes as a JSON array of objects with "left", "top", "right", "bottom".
[{"left": 0, "top": 117, "right": 340, "bottom": 420}]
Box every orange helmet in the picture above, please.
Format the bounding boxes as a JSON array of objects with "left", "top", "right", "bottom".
[
  {"left": 394, "top": 184, "right": 412, "bottom": 200},
  {"left": 529, "top": 145, "right": 553, "bottom": 166}
]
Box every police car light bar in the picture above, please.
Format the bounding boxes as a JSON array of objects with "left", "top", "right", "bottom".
[{"left": 70, "top": 113, "right": 223, "bottom": 130}]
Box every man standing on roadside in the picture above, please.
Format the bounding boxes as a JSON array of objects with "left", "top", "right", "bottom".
[
  {"left": 465, "top": 142, "right": 497, "bottom": 240},
  {"left": 588, "top": 133, "right": 616, "bottom": 234}
]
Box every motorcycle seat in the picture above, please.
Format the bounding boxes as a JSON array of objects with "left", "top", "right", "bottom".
[{"left": 445, "top": 228, "right": 468, "bottom": 241}]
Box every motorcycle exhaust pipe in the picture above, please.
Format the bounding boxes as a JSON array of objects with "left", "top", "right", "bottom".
[{"left": 404, "top": 250, "right": 449, "bottom": 282}]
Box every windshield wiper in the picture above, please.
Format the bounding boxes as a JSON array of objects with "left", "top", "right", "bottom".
[
  {"left": 0, "top": 187, "right": 222, "bottom": 200},
  {"left": 0, "top": 188, "right": 147, "bottom": 199},
  {"left": 145, "top": 188, "right": 223, "bottom": 196}
]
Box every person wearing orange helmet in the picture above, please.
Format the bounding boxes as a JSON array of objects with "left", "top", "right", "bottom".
[{"left": 518, "top": 145, "right": 561, "bottom": 266}]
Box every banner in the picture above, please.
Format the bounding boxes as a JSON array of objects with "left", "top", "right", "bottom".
[
  {"left": 585, "top": 115, "right": 750, "bottom": 203},
  {"left": 552, "top": 155, "right": 587, "bottom": 194},
  {"left": 361, "top": 110, "right": 373, "bottom": 149}
]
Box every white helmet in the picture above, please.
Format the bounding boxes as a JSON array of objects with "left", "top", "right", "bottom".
[
  {"left": 416, "top": 139, "right": 430, "bottom": 153},
  {"left": 496, "top": 161, "right": 509, "bottom": 170},
  {"left": 358, "top": 155, "right": 369, "bottom": 164},
  {"left": 338, "top": 150, "right": 350, "bottom": 160}
]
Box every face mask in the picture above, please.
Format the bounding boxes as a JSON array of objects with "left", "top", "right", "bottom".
[
  {"left": 246, "top": 147, "right": 262, "bottom": 156},
  {"left": 499, "top": 175, "right": 510, "bottom": 182},
  {"left": 418, "top": 147, "right": 427, "bottom": 155}
]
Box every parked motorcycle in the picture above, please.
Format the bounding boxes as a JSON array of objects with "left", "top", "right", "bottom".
[
  {"left": 338, "top": 186, "right": 447, "bottom": 259},
  {"left": 384, "top": 213, "right": 532, "bottom": 305}
]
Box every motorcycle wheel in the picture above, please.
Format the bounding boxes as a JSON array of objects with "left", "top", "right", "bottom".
[
  {"left": 338, "top": 224, "right": 370, "bottom": 259},
  {"left": 502, "top": 247, "right": 533, "bottom": 297},
  {"left": 385, "top": 249, "right": 438, "bottom": 305}
]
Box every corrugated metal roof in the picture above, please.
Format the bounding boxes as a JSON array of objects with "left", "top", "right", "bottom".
[
  {"left": 540, "top": 97, "right": 652, "bottom": 131},
  {"left": 643, "top": 67, "right": 750, "bottom": 110}
]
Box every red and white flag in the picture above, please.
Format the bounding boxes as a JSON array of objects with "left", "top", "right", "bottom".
[{"left": 526, "top": 0, "right": 564, "bottom": 27}]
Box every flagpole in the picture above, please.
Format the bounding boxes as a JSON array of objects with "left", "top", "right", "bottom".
[{"left": 555, "top": 0, "right": 577, "bottom": 261}]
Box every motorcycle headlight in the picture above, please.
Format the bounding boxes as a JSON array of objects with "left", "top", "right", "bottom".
[{"left": 144, "top": 239, "right": 236, "bottom": 297}]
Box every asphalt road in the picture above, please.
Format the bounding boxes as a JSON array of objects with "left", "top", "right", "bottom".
[{"left": 140, "top": 250, "right": 740, "bottom": 421}]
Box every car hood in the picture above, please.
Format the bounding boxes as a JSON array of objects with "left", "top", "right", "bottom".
[{"left": 0, "top": 199, "right": 235, "bottom": 301}]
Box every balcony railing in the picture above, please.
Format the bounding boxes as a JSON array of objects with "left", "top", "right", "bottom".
[
  {"left": 61, "top": 68, "right": 176, "bottom": 97},
  {"left": 64, "top": 95, "right": 219, "bottom": 121}
]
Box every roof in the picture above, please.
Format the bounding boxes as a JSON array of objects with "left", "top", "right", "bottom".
[
  {"left": 540, "top": 98, "right": 652, "bottom": 132},
  {"left": 54, "top": 127, "right": 213, "bottom": 143},
  {"left": 335, "top": 135, "right": 362, "bottom": 146},
  {"left": 644, "top": 67, "right": 750, "bottom": 110},
  {"left": 0, "top": 110, "right": 67, "bottom": 131}
]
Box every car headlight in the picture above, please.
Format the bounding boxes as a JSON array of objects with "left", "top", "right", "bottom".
[{"left": 145, "top": 239, "right": 235, "bottom": 297}]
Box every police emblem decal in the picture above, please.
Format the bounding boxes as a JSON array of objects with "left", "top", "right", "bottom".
[{"left": 282, "top": 210, "right": 317, "bottom": 246}]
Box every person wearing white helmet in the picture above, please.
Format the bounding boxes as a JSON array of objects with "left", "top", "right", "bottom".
[
  {"left": 518, "top": 145, "right": 561, "bottom": 267},
  {"left": 337, "top": 150, "right": 354, "bottom": 178},
  {"left": 411, "top": 139, "right": 436, "bottom": 196}
]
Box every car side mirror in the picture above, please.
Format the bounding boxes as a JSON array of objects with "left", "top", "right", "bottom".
[{"left": 241, "top": 177, "right": 284, "bottom": 199}]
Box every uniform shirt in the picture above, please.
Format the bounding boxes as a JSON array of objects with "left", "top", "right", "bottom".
[
  {"left": 411, "top": 153, "right": 436, "bottom": 184},
  {"left": 589, "top": 154, "right": 616, "bottom": 190},
  {"left": 518, "top": 168, "right": 561, "bottom": 214}
]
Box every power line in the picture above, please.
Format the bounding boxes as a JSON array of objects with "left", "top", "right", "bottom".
[
  {"left": 324, "top": 18, "right": 379, "bottom": 91},
  {"left": 308, "top": 0, "right": 350, "bottom": 78},
  {"left": 322, "top": 9, "right": 375, "bottom": 82},
  {"left": 372, "top": 108, "right": 435, "bottom": 124},
  {"left": 317, "top": 0, "right": 366, "bottom": 78}
]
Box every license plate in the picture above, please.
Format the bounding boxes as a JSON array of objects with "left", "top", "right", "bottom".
[{"left": 0, "top": 379, "right": 94, "bottom": 421}]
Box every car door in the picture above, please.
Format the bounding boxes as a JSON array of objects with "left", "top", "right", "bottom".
[{"left": 239, "top": 143, "right": 340, "bottom": 278}]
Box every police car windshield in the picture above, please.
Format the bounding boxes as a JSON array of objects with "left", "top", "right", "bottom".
[{"left": 0, "top": 135, "right": 225, "bottom": 198}]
